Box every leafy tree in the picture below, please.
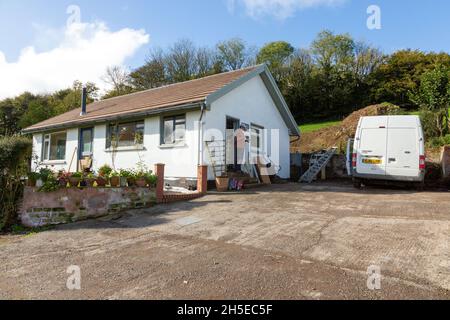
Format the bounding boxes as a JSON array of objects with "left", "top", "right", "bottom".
[
  {"left": 257, "top": 41, "right": 294, "bottom": 82},
  {"left": 102, "top": 66, "right": 133, "bottom": 99},
  {"left": 217, "top": 38, "right": 255, "bottom": 71},
  {"left": 166, "top": 39, "right": 198, "bottom": 82},
  {"left": 130, "top": 48, "right": 168, "bottom": 90},
  {"left": 410, "top": 65, "right": 450, "bottom": 137}
]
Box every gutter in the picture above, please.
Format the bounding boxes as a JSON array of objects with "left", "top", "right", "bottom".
[
  {"left": 197, "top": 103, "right": 206, "bottom": 166},
  {"left": 22, "top": 101, "right": 204, "bottom": 135}
]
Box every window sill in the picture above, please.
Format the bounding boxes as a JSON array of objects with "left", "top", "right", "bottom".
[
  {"left": 159, "top": 143, "right": 188, "bottom": 149},
  {"left": 105, "top": 145, "right": 146, "bottom": 153},
  {"left": 41, "top": 160, "right": 67, "bottom": 166}
]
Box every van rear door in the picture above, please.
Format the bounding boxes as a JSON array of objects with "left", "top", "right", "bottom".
[
  {"left": 357, "top": 127, "right": 387, "bottom": 176},
  {"left": 386, "top": 128, "right": 419, "bottom": 177}
]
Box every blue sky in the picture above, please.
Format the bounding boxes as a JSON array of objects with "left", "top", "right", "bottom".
[{"left": 0, "top": 0, "right": 449, "bottom": 98}]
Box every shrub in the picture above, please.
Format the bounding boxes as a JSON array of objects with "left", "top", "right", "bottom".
[
  {"left": 98, "top": 164, "right": 113, "bottom": 177},
  {"left": 427, "top": 134, "right": 450, "bottom": 148},
  {"left": 420, "top": 109, "right": 447, "bottom": 140},
  {"left": 0, "top": 136, "right": 32, "bottom": 232}
]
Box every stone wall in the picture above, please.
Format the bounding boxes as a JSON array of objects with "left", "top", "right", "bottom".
[{"left": 20, "top": 187, "right": 157, "bottom": 228}]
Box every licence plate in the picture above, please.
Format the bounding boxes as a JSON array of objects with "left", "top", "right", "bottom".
[{"left": 363, "top": 158, "right": 382, "bottom": 164}]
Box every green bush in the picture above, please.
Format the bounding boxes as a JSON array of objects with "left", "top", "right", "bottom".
[
  {"left": 427, "top": 134, "right": 450, "bottom": 148},
  {"left": 0, "top": 136, "right": 32, "bottom": 232},
  {"left": 420, "top": 109, "right": 448, "bottom": 140}
]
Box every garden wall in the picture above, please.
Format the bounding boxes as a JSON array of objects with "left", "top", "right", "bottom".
[{"left": 20, "top": 187, "right": 157, "bottom": 228}]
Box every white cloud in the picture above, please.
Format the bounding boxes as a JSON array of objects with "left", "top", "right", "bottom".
[
  {"left": 0, "top": 22, "right": 149, "bottom": 99},
  {"left": 227, "top": 0, "right": 347, "bottom": 20}
]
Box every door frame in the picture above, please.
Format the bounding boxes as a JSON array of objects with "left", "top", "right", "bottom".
[
  {"left": 225, "top": 116, "right": 240, "bottom": 170},
  {"left": 78, "top": 127, "right": 94, "bottom": 161}
]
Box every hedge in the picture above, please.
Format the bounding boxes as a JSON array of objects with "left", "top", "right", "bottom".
[{"left": 0, "top": 136, "right": 32, "bottom": 231}]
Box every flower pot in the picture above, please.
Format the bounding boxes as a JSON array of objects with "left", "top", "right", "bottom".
[
  {"left": 85, "top": 178, "right": 96, "bottom": 187},
  {"left": 120, "top": 177, "right": 128, "bottom": 187},
  {"left": 96, "top": 177, "right": 107, "bottom": 187},
  {"left": 136, "top": 178, "right": 147, "bottom": 188},
  {"left": 58, "top": 178, "right": 68, "bottom": 188},
  {"left": 215, "top": 177, "right": 230, "bottom": 192},
  {"left": 68, "top": 177, "right": 81, "bottom": 187},
  {"left": 127, "top": 177, "right": 136, "bottom": 187},
  {"left": 110, "top": 176, "right": 120, "bottom": 188}
]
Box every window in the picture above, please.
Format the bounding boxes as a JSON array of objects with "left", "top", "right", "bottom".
[
  {"left": 106, "top": 121, "right": 144, "bottom": 149},
  {"left": 42, "top": 132, "right": 67, "bottom": 161},
  {"left": 162, "top": 115, "right": 186, "bottom": 145}
]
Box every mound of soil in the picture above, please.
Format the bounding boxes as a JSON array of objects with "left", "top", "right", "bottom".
[{"left": 291, "top": 104, "right": 401, "bottom": 154}]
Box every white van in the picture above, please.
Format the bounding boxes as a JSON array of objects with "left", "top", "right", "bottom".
[{"left": 351, "top": 115, "right": 425, "bottom": 188}]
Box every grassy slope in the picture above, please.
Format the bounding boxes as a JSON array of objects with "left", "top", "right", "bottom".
[
  {"left": 299, "top": 108, "right": 450, "bottom": 133},
  {"left": 299, "top": 120, "right": 342, "bottom": 133}
]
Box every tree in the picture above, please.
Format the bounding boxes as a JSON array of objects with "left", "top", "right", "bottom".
[
  {"left": 166, "top": 39, "right": 198, "bottom": 82},
  {"left": 370, "top": 50, "right": 450, "bottom": 109},
  {"left": 410, "top": 65, "right": 450, "bottom": 137},
  {"left": 102, "top": 66, "right": 133, "bottom": 98},
  {"left": 217, "top": 38, "right": 255, "bottom": 71},
  {"left": 130, "top": 48, "right": 168, "bottom": 90},
  {"left": 53, "top": 81, "right": 99, "bottom": 115},
  {"left": 257, "top": 41, "right": 294, "bottom": 82}
]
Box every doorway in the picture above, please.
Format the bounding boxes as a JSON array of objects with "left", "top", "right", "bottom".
[
  {"left": 226, "top": 117, "right": 240, "bottom": 170},
  {"left": 79, "top": 127, "right": 94, "bottom": 160}
]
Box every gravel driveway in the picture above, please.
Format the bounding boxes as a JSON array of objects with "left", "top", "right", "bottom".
[{"left": 0, "top": 182, "right": 449, "bottom": 300}]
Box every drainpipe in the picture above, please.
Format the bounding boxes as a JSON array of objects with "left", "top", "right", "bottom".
[{"left": 197, "top": 103, "right": 206, "bottom": 166}]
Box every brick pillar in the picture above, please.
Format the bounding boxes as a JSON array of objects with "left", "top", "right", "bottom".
[
  {"left": 197, "top": 165, "right": 208, "bottom": 195},
  {"left": 155, "top": 163, "right": 165, "bottom": 203}
]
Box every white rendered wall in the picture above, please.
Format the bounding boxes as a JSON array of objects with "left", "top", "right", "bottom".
[
  {"left": 32, "top": 111, "right": 201, "bottom": 178},
  {"left": 202, "top": 75, "right": 291, "bottom": 179},
  {"left": 32, "top": 128, "right": 79, "bottom": 173}
]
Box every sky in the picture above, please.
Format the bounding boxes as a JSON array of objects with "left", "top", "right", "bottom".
[{"left": 0, "top": 0, "right": 449, "bottom": 99}]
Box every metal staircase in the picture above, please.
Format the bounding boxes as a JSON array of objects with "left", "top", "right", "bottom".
[
  {"left": 205, "top": 140, "right": 227, "bottom": 178},
  {"left": 299, "top": 147, "right": 337, "bottom": 183}
]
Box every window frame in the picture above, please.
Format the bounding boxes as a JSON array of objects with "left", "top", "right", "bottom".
[
  {"left": 106, "top": 120, "right": 145, "bottom": 150},
  {"left": 42, "top": 131, "right": 67, "bottom": 162},
  {"left": 161, "top": 114, "right": 186, "bottom": 146}
]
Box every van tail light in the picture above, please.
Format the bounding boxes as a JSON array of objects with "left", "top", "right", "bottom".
[
  {"left": 419, "top": 155, "right": 426, "bottom": 170},
  {"left": 352, "top": 153, "right": 357, "bottom": 168}
]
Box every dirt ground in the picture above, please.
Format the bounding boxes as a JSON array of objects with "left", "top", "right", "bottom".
[{"left": 0, "top": 182, "right": 449, "bottom": 300}]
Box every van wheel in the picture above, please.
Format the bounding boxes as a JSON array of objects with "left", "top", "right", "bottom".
[{"left": 353, "top": 178, "right": 362, "bottom": 189}]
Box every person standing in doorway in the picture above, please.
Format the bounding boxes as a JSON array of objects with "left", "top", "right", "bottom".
[{"left": 235, "top": 125, "right": 247, "bottom": 172}]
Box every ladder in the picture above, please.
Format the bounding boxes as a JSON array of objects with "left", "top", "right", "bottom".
[
  {"left": 299, "top": 147, "right": 337, "bottom": 183},
  {"left": 205, "top": 140, "right": 227, "bottom": 178}
]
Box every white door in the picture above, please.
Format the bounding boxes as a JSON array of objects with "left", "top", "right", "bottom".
[
  {"left": 386, "top": 128, "right": 419, "bottom": 177},
  {"left": 250, "top": 125, "right": 264, "bottom": 162},
  {"left": 357, "top": 128, "right": 387, "bottom": 176}
]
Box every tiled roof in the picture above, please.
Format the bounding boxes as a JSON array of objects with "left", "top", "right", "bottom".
[{"left": 24, "top": 66, "right": 258, "bottom": 132}]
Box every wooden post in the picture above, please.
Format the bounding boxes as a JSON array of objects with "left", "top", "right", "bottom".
[
  {"left": 197, "top": 165, "right": 208, "bottom": 194},
  {"left": 155, "top": 164, "right": 165, "bottom": 203}
]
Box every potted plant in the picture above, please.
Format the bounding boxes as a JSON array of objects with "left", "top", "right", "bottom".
[
  {"left": 85, "top": 173, "right": 97, "bottom": 187},
  {"left": 120, "top": 169, "right": 136, "bottom": 187},
  {"left": 27, "top": 172, "right": 40, "bottom": 187},
  {"left": 109, "top": 171, "right": 121, "bottom": 187},
  {"left": 69, "top": 172, "right": 82, "bottom": 187},
  {"left": 98, "top": 164, "right": 112, "bottom": 182},
  {"left": 96, "top": 175, "right": 108, "bottom": 187},
  {"left": 215, "top": 175, "right": 230, "bottom": 192},
  {"left": 119, "top": 169, "right": 130, "bottom": 187},
  {"left": 145, "top": 172, "right": 158, "bottom": 188},
  {"left": 135, "top": 170, "right": 148, "bottom": 188},
  {"left": 57, "top": 171, "right": 70, "bottom": 187}
]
